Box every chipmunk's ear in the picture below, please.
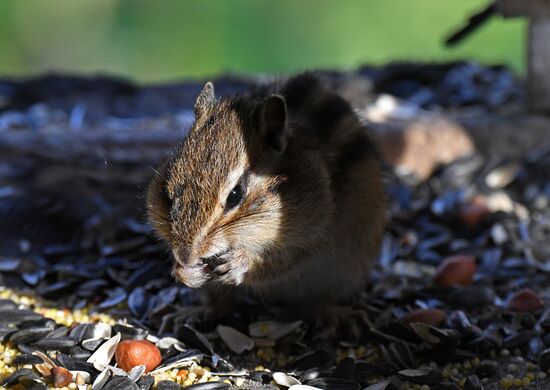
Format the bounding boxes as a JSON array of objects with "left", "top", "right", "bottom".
[
  {"left": 194, "top": 82, "right": 215, "bottom": 121},
  {"left": 258, "top": 94, "right": 287, "bottom": 151}
]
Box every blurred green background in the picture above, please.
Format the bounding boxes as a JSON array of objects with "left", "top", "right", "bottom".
[{"left": 0, "top": 0, "right": 525, "bottom": 83}]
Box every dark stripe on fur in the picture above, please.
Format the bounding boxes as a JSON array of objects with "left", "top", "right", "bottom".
[
  {"left": 283, "top": 73, "right": 322, "bottom": 109},
  {"left": 284, "top": 74, "right": 354, "bottom": 143},
  {"left": 332, "top": 132, "right": 377, "bottom": 190},
  {"left": 309, "top": 94, "right": 352, "bottom": 142}
]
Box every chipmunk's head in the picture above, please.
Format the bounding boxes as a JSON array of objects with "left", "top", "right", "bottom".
[{"left": 147, "top": 82, "right": 333, "bottom": 288}]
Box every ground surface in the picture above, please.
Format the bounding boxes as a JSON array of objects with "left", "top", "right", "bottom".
[{"left": 0, "top": 65, "right": 549, "bottom": 390}]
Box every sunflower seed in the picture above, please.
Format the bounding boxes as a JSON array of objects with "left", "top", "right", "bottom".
[
  {"left": 485, "top": 162, "right": 520, "bottom": 189},
  {"left": 113, "top": 324, "right": 147, "bottom": 340},
  {"left": 151, "top": 350, "right": 202, "bottom": 374},
  {"left": 83, "top": 337, "right": 106, "bottom": 351},
  {"left": 0, "top": 309, "right": 42, "bottom": 324},
  {"left": 175, "top": 325, "right": 213, "bottom": 355},
  {"left": 273, "top": 372, "right": 301, "bottom": 387},
  {"left": 398, "top": 368, "right": 443, "bottom": 385},
  {"left": 363, "top": 381, "right": 390, "bottom": 390},
  {"left": 136, "top": 375, "right": 155, "bottom": 390},
  {"left": 216, "top": 325, "right": 254, "bottom": 354},
  {"left": 9, "top": 327, "right": 52, "bottom": 346},
  {"left": 0, "top": 257, "right": 20, "bottom": 271},
  {"left": 70, "top": 324, "right": 97, "bottom": 341},
  {"left": 183, "top": 382, "right": 231, "bottom": 390},
  {"left": 32, "top": 336, "right": 77, "bottom": 351},
  {"left": 87, "top": 333, "right": 121, "bottom": 371},
  {"left": 12, "top": 354, "right": 44, "bottom": 366},
  {"left": 156, "top": 336, "right": 182, "bottom": 350},
  {"left": 157, "top": 380, "right": 182, "bottom": 390},
  {"left": 128, "top": 364, "right": 146, "bottom": 382},
  {"left": 99, "top": 287, "right": 127, "bottom": 309},
  {"left": 103, "top": 376, "right": 139, "bottom": 390},
  {"left": 92, "top": 368, "right": 112, "bottom": 390},
  {"left": 306, "top": 377, "right": 361, "bottom": 390},
  {"left": 1, "top": 368, "right": 40, "bottom": 386}
]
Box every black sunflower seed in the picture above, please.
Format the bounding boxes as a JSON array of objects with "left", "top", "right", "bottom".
[
  {"left": 45, "top": 326, "right": 69, "bottom": 339},
  {"left": 463, "top": 375, "right": 484, "bottom": 390},
  {"left": 503, "top": 330, "right": 534, "bottom": 349},
  {"left": 32, "top": 336, "right": 76, "bottom": 351},
  {"left": 69, "top": 346, "right": 92, "bottom": 360},
  {"left": 0, "top": 309, "right": 42, "bottom": 325},
  {"left": 16, "top": 343, "right": 37, "bottom": 355},
  {"left": 77, "top": 279, "right": 110, "bottom": 296},
  {"left": 103, "top": 376, "right": 140, "bottom": 390},
  {"left": 250, "top": 370, "right": 273, "bottom": 383},
  {"left": 0, "top": 325, "right": 14, "bottom": 340},
  {"left": 9, "top": 327, "right": 52, "bottom": 346},
  {"left": 157, "top": 380, "right": 183, "bottom": 390},
  {"left": 183, "top": 382, "right": 231, "bottom": 390},
  {"left": 22, "top": 270, "right": 46, "bottom": 286},
  {"left": 289, "top": 350, "right": 332, "bottom": 371},
  {"left": 0, "top": 257, "right": 21, "bottom": 271},
  {"left": 99, "top": 286, "right": 127, "bottom": 309},
  {"left": 113, "top": 324, "right": 148, "bottom": 340},
  {"left": 136, "top": 375, "right": 155, "bottom": 390},
  {"left": 0, "top": 300, "right": 17, "bottom": 310},
  {"left": 307, "top": 377, "right": 361, "bottom": 390},
  {"left": 175, "top": 325, "right": 213, "bottom": 355},
  {"left": 17, "top": 318, "right": 56, "bottom": 330},
  {"left": 36, "top": 281, "right": 75, "bottom": 298},
  {"left": 22, "top": 382, "right": 48, "bottom": 390},
  {"left": 128, "top": 287, "right": 151, "bottom": 319},
  {"left": 161, "top": 350, "right": 204, "bottom": 366},
  {"left": 433, "top": 382, "right": 462, "bottom": 390},
  {"left": 333, "top": 357, "right": 356, "bottom": 379},
  {"left": 539, "top": 348, "right": 550, "bottom": 372},
  {"left": 82, "top": 338, "right": 105, "bottom": 351},
  {"left": 12, "top": 354, "right": 44, "bottom": 366},
  {"left": 55, "top": 353, "right": 98, "bottom": 377},
  {"left": 1, "top": 368, "right": 40, "bottom": 386},
  {"left": 69, "top": 323, "right": 96, "bottom": 341},
  {"left": 397, "top": 368, "right": 443, "bottom": 385}
]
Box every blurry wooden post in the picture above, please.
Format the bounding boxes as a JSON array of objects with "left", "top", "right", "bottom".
[{"left": 498, "top": 0, "right": 550, "bottom": 112}]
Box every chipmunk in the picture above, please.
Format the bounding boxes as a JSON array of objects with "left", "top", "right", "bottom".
[{"left": 147, "top": 73, "right": 387, "bottom": 306}]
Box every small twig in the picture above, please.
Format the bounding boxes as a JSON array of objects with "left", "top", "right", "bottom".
[{"left": 445, "top": 2, "right": 498, "bottom": 47}]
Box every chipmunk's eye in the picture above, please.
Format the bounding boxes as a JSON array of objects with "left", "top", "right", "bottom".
[{"left": 225, "top": 184, "right": 244, "bottom": 211}]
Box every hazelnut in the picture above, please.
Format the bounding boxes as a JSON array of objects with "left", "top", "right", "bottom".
[
  {"left": 401, "top": 308, "right": 447, "bottom": 327},
  {"left": 115, "top": 339, "right": 162, "bottom": 373},
  {"left": 459, "top": 196, "right": 491, "bottom": 227},
  {"left": 434, "top": 255, "right": 476, "bottom": 287},
  {"left": 507, "top": 288, "right": 543, "bottom": 313},
  {"left": 51, "top": 366, "right": 72, "bottom": 388}
]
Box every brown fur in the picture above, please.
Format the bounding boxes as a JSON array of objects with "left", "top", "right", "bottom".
[{"left": 146, "top": 73, "right": 387, "bottom": 305}]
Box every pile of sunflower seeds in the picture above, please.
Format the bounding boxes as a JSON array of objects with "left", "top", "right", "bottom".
[
  {"left": 0, "top": 68, "right": 549, "bottom": 390},
  {"left": 1, "top": 143, "right": 549, "bottom": 389}
]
